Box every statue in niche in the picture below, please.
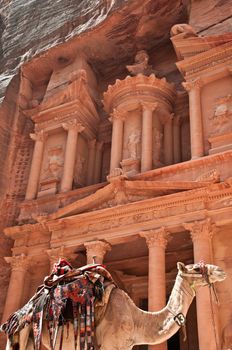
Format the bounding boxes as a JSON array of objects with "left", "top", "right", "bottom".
[
  {"left": 153, "top": 128, "right": 163, "bottom": 167},
  {"left": 42, "top": 145, "right": 64, "bottom": 180},
  {"left": 74, "top": 154, "right": 86, "bottom": 187},
  {"left": 126, "top": 50, "right": 153, "bottom": 76},
  {"left": 127, "top": 131, "right": 141, "bottom": 159}
]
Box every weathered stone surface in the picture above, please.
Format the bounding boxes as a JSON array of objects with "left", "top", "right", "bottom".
[
  {"left": 0, "top": 0, "right": 232, "bottom": 348},
  {"left": 189, "top": 0, "right": 232, "bottom": 35},
  {"left": 0, "top": 0, "right": 190, "bottom": 101}
]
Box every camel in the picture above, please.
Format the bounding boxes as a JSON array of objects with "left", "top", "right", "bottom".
[{"left": 4, "top": 261, "right": 226, "bottom": 350}]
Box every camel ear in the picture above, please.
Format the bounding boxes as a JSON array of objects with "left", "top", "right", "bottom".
[{"left": 177, "top": 262, "right": 186, "bottom": 272}]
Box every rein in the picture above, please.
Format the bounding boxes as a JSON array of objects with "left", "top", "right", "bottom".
[{"left": 171, "top": 262, "right": 220, "bottom": 349}]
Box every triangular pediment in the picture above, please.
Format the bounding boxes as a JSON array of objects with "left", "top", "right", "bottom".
[{"left": 37, "top": 177, "right": 215, "bottom": 222}]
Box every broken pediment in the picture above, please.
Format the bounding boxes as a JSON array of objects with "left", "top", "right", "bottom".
[
  {"left": 36, "top": 176, "right": 216, "bottom": 222},
  {"left": 171, "top": 28, "right": 232, "bottom": 61}
]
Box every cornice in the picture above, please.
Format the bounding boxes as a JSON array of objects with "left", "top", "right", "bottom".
[
  {"left": 47, "top": 181, "right": 232, "bottom": 231},
  {"left": 103, "top": 74, "right": 176, "bottom": 113},
  {"left": 5, "top": 181, "right": 232, "bottom": 246},
  {"left": 176, "top": 42, "right": 232, "bottom": 78}
]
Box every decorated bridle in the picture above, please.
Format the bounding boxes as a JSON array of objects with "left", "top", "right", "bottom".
[{"left": 173, "top": 261, "right": 219, "bottom": 349}]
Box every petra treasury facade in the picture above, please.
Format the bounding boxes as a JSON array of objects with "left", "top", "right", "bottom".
[{"left": 0, "top": 0, "right": 232, "bottom": 349}]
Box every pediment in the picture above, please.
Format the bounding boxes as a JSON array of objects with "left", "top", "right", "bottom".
[
  {"left": 23, "top": 75, "right": 98, "bottom": 123},
  {"left": 171, "top": 30, "right": 232, "bottom": 61},
  {"left": 37, "top": 177, "right": 215, "bottom": 222}
]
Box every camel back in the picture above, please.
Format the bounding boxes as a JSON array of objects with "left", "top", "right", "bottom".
[{"left": 0, "top": 260, "right": 115, "bottom": 350}]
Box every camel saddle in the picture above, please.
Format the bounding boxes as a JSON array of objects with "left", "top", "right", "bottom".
[{"left": 0, "top": 259, "right": 115, "bottom": 350}]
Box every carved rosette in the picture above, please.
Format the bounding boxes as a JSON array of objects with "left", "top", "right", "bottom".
[
  {"left": 184, "top": 218, "right": 216, "bottom": 242},
  {"left": 62, "top": 119, "right": 85, "bottom": 133},
  {"left": 30, "top": 130, "right": 47, "bottom": 142},
  {"left": 84, "top": 240, "right": 111, "bottom": 264},
  {"left": 4, "top": 254, "right": 31, "bottom": 272},
  {"left": 140, "top": 227, "right": 169, "bottom": 249}
]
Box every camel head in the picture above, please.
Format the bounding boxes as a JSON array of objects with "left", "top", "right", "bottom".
[{"left": 177, "top": 262, "right": 226, "bottom": 288}]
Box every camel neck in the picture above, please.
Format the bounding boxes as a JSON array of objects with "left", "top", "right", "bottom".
[{"left": 133, "top": 274, "right": 195, "bottom": 345}]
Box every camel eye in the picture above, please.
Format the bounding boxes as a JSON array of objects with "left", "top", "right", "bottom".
[{"left": 194, "top": 267, "right": 201, "bottom": 273}]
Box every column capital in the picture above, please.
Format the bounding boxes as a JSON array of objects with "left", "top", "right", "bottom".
[
  {"left": 109, "top": 108, "right": 126, "bottom": 122},
  {"left": 30, "top": 130, "right": 47, "bottom": 142},
  {"left": 88, "top": 138, "right": 97, "bottom": 149},
  {"left": 140, "top": 101, "right": 158, "bottom": 112},
  {"left": 84, "top": 240, "right": 111, "bottom": 263},
  {"left": 62, "top": 119, "right": 85, "bottom": 132},
  {"left": 182, "top": 78, "right": 203, "bottom": 92},
  {"left": 4, "top": 253, "right": 31, "bottom": 272},
  {"left": 140, "top": 227, "right": 170, "bottom": 249},
  {"left": 183, "top": 218, "right": 216, "bottom": 242}
]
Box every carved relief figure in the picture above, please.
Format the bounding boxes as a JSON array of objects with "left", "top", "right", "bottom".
[
  {"left": 74, "top": 154, "right": 87, "bottom": 186},
  {"left": 209, "top": 95, "right": 232, "bottom": 136},
  {"left": 153, "top": 128, "right": 163, "bottom": 166},
  {"left": 42, "top": 145, "right": 64, "bottom": 180},
  {"left": 127, "top": 131, "right": 141, "bottom": 159}
]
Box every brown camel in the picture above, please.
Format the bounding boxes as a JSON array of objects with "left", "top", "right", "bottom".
[{"left": 5, "top": 262, "right": 226, "bottom": 350}]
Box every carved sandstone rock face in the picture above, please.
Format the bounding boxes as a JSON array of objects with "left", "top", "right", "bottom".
[{"left": 0, "top": 0, "right": 190, "bottom": 102}]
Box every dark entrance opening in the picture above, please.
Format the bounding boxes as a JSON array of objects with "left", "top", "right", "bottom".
[{"left": 168, "top": 330, "right": 180, "bottom": 349}]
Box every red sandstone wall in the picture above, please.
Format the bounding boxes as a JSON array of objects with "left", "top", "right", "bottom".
[{"left": 0, "top": 0, "right": 231, "bottom": 342}]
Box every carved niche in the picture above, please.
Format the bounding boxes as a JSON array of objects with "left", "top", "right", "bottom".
[
  {"left": 74, "top": 154, "right": 87, "bottom": 188},
  {"left": 121, "top": 129, "right": 141, "bottom": 175},
  {"left": 38, "top": 145, "right": 64, "bottom": 197},
  {"left": 153, "top": 128, "right": 164, "bottom": 167},
  {"left": 209, "top": 95, "right": 232, "bottom": 136},
  {"left": 208, "top": 95, "right": 232, "bottom": 154}
]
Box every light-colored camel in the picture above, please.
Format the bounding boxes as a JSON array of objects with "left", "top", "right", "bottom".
[{"left": 5, "top": 262, "right": 226, "bottom": 350}]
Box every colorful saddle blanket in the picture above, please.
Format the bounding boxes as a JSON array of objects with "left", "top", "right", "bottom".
[{"left": 0, "top": 259, "right": 114, "bottom": 350}]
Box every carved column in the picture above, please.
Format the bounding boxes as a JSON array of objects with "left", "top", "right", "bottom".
[
  {"left": 2, "top": 254, "right": 31, "bottom": 322},
  {"left": 87, "top": 139, "right": 97, "bottom": 186},
  {"left": 25, "top": 131, "right": 47, "bottom": 200},
  {"left": 164, "top": 114, "right": 173, "bottom": 165},
  {"left": 84, "top": 240, "right": 111, "bottom": 264},
  {"left": 140, "top": 228, "right": 169, "bottom": 350},
  {"left": 173, "top": 115, "right": 181, "bottom": 164},
  {"left": 109, "top": 109, "right": 125, "bottom": 173},
  {"left": 183, "top": 79, "right": 204, "bottom": 159},
  {"left": 141, "top": 103, "right": 157, "bottom": 172},
  {"left": 61, "top": 120, "right": 84, "bottom": 192},
  {"left": 184, "top": 219, "right": 220, "bottom": 350}
]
